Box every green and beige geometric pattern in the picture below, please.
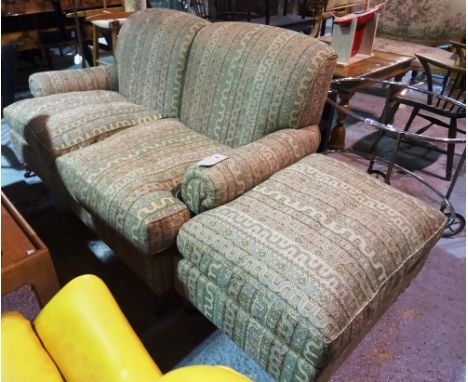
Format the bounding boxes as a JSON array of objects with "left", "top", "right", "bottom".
[
  {"left": 29, "top": 64, "right": 118, "bottom": 97},
  {"left": 177, "top": 154, "right": 447, "bottom": 381},
  {"left": 57, "top": 119, "right": 230, "bottom": 255},
  {"left": 116, "top": 9, "right": 209, "bottom": 118},
  {"left": 4, "top": 90, "right": 162, "bottom": 159},
  {"left": 181, "top": 22, "right": 336, "bottom": 147},
  {"left": 181, "top": 126, "right": 321, "bottom": 213}
]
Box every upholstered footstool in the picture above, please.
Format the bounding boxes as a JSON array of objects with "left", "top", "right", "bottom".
[{"left": 176, "top": 153, "right": 446, "bottom": 382}]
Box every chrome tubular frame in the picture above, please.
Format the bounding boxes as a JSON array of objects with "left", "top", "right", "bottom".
[{"left": 325, "top": 77, "right": 466, "bottom": 232}]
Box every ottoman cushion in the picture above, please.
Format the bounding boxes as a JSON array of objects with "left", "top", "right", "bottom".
[{"left": 176, "top": 153, "right": 446, "bottom": 381}]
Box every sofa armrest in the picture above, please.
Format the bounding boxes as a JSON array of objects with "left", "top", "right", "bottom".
[
  {"left": 29, "top": 64, "right": 118, "bottom": 97},
  {"left": 181, "top": 125, "right": 320, "bottom": 214}
]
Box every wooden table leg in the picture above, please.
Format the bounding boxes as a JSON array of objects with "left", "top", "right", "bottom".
[
  {"left": 111, "top": 29, "right": 117, "bottom": 57},
  {"left": 380, "top": 86, "right": 402, "bottom": 125},
  {"left": 92, "top": 24, "right": 99, "bottom": 66},
  {"left": 328, "top": 90, "right": 353, "bottom": 150},
  {"left": 110, "top": 20, "right": 120, "bottom": 58},
  {"left": 319, "top": 90, "right": 337, "bottom": 152}
]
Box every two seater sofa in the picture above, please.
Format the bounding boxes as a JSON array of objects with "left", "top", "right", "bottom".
[
  {"left": 4, "top": 9, "right": 337, "bottom": 295},
  {"left": 5, "top": 9, "right": 448, "bottom": 381}
]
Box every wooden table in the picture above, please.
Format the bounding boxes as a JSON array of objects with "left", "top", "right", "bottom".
[
  {"left": 1, "top": 192, "right": 60, "bottom": 306},
  {"left": 325, "top": 48, "right": 413, "bottom": 150},
  {"left": 85, "top": 10, "right": 132, "bottom": 66},
  {"left": 320, "top": 35, "right": 463, "bottom": 149},
  {"left": 373, "top": 37, "right": 461, "bottom": 73}
]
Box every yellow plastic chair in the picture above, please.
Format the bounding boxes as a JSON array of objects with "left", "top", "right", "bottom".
[{"left": 2, "top": 274, "right": 251, "bottom": 382}]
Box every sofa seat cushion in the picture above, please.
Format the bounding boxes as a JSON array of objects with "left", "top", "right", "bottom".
[
  {"left": 57, "top": 119, "right": 230, "bottom": 255},
  {"left": 3, "top": 90, "right": 162, "bottom": 160},
  {"left": 177, "top": 154, "right": 446, "bottom": 381}
]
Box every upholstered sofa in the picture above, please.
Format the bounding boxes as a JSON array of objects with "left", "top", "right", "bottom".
[{"left": 4, "top": 9, "right": 337, "bottom": 295}]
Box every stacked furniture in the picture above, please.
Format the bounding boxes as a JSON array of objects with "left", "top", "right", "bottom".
[{"left": 4, "top": 8, "right": 336, "bottom": 295}]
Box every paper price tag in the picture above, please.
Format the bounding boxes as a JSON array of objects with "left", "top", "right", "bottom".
[
  {"left": 364, "top": 118, "right": 374, "bottom": 127},
  {"left": 197, "top": 153, "right": 229, "bottom": 167}
]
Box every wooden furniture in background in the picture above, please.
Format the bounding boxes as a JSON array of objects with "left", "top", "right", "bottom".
[
  {"left": 1, "top": 192, "right": 60, "bottom": 306},
  {"left": 326, "top": 1, "right": 384, "bottom": 66},
  {"left": 189, "top": 0, "right": 316, "bottom": 32},
  {"left": 372, "top": 37, "right": 464, "bottom": 77},
  {"left": 85, "top": 10, "right": 132, "bottom": 65},
  {"left": 67, "top": 0, "right": 144, "bottom": 66},
  {"left": 323, "top": 48, "right": 413, "bottom": 150},
  {"left": 388, "top": 49, "right": 466, "bottom": 181}
]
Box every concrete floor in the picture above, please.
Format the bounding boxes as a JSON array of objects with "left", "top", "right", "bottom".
[
  {"left": 328, "top": 90, "right": 466, "bottom": 382},
  {"left": 1, "top": 50, "right": 466, "bottom": 381}
]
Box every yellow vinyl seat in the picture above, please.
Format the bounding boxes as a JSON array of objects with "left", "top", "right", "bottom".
[
  {"left": 2, "top": 312, "right": 63, "bottom": 382},
  {"left": 2, "top": 274, "right": 251, "bottom": 382},
  {"left": 159, "top": 365, "right": 252, "bottom": 382}
]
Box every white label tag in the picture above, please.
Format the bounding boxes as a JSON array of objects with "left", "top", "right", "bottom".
[
  {"left": 364, "top": 118, "right": 374, "bottom": 127},
  {"left": 197, "top": 153, "right": 229, "bottom": 167}
]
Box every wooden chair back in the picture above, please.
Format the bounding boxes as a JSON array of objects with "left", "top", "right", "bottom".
[
  {"left": 450, "top": 40, "right": 466, "bottom": 68},
  {"left": 416, "top": 52, "right": 466, "bottom": 115}
]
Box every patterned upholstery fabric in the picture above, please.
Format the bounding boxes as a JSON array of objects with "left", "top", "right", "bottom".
[
  {"left": 73, "top": 201, "right": 177, "bottom": 295},
  {"left": 3, "top": 90, "right": 161, "bottom": 160},
  {"left": 57, "top": 119, "right": 229, "bottom": 255},
  {"left": 181, "top": 126, "right": 321, "bottom": 213},
  {"left": 180, "top": 22, "right": 337, "bottom": 147},
  {"left": 377, "top": 0, "right": 466, "bottom": 45},
  {"left": 115, "top": 9, "right": 209, "bottom": 118},
  {"left": 177, "top": 154, "right": 446, "bottom": 381},
  {"left": 29, "top": 65, "right": 118, "bottom": 97}
]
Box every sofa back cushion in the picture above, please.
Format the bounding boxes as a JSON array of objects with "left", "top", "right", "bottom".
[
  {"left": 115, "top": 9, "right": 208, "bottom": 118},
  {"left": 180, "top": 22, "right": 337, "bottom": 147}
]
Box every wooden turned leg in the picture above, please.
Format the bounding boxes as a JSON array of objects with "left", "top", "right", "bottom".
[
  {"left": 92, "top": 24, "right": 99, "bottom": 66},
  {"left": 329, "top": 91, "right": 353, "bottom": 150},
  {"left": 110, "top": 21, "right": 120, "bottom": 58},
  {"left": 111, "top": 30, "right": 117, "bottom": 58}
]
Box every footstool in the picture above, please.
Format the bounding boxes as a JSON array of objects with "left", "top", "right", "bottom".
[{"left": 176, "top": 154, "right": 446, "bottom": 382}]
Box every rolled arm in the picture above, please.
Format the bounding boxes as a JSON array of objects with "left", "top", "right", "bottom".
[
  {"left": 29, "top": 64, "right": 118, "bottom": 97},
  {"left": 181, "top": 125, "right": 320, "bottom": 214}
]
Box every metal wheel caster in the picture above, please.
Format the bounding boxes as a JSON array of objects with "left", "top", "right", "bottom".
[
  {"left": 24, "top": 166, "right": 36, "bottom": 178},
  {"left": 368, "top": 169, "right": 390, "bottom": 184},
  {"left": 24, "top": 170, "right": 36, "bottom": 178},
  {"left": 443, "top": 213, "right": 465, "bottom": 237}
]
